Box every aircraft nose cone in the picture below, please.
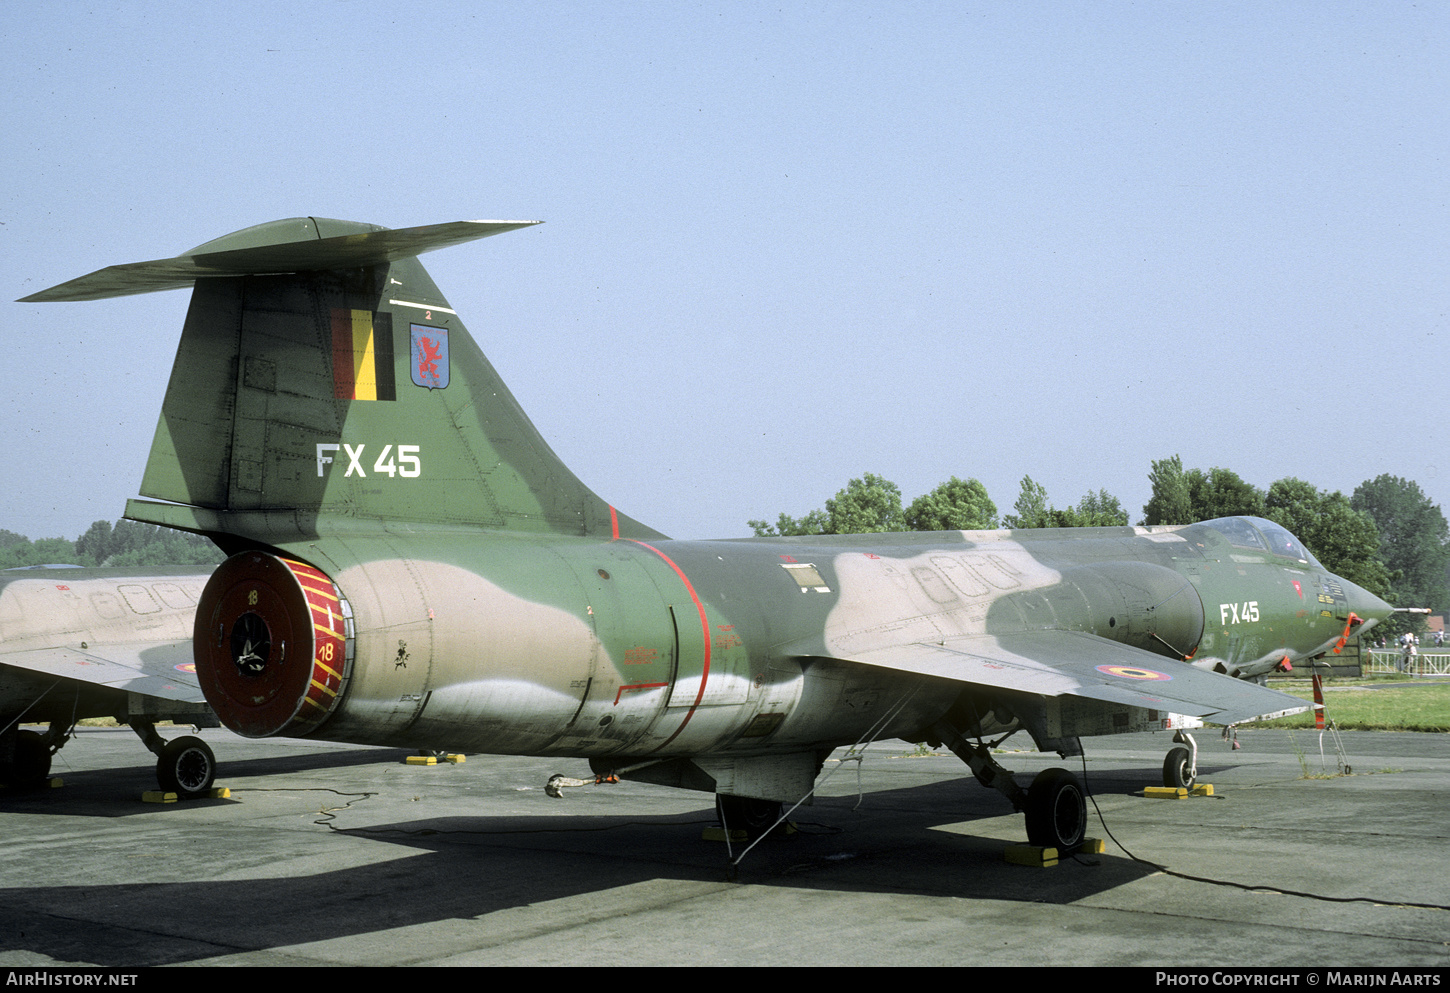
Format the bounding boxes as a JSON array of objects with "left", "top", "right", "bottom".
[{"left": 1342, "top": 578, "right": 1393, "bottom": 633}]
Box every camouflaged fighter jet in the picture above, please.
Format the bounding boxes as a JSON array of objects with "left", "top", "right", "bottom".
[
  {"left": 0, "top": 565, "right": 218, "bottom": 793},
  {"left": 20, "top": 217, "right": 1393, "bottom": 849}
]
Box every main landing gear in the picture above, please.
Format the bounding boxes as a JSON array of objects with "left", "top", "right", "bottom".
[
  {"left": 133, "top": 720, "right": 218, "bottom": 798},
  {"left": 1023, "top": 768, "right": 1087, "bottom": 850},
  {"left": 0, "top": 725, "right": 56, "bottom": 788},
  {"left": 931, "top": 720, "right": 1087, "bottom": 852},
  {"left": 715, "top": 794, "right": 787, "bottom": 842},
  {"left": 1, "top": 719, "right": 217, "bottom": 796}
]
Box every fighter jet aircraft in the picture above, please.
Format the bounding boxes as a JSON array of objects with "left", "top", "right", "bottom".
[
  {"left": 0, "top": 565, "right": 219, "bottom": 794},
  {"left": 20, "top": 217, "right": 1393, "bottom": 849}
]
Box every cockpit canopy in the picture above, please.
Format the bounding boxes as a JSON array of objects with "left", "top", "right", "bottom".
[{"left": 1197, "top": 516, "right": 1322, "bottom": 568}]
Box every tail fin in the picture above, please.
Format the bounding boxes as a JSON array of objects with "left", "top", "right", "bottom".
[{"left": 25, "top": 217, "right": 664, "bottom": 544}]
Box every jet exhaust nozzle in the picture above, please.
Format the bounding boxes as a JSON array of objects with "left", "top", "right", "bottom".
[{"left": 194, "top": 552, "right": 351, "bottom": 737}]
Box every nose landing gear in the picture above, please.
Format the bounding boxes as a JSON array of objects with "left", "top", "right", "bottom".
[{"left": 1161, "top": 731, "right": 1198, "bottom": 790}]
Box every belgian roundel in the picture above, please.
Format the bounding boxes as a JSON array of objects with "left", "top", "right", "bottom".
[{"left": 1095, "top": 664, "right": 1172, "bottom": 681}]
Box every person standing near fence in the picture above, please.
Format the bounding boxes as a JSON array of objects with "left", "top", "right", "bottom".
[{"left": 1400, "top": 632, "right": 1418, "bottom": 673}]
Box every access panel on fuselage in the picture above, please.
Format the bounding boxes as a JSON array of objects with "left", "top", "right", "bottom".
[{"left": 550, "top": 541, "right": 680, "bottom": 751}]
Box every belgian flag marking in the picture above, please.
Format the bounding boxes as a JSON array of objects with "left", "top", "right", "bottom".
[{"left": 331, "top": 308, "right": 396, "bottom": 401}]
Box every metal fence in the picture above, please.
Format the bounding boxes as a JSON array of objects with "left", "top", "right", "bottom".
[{"left": 1365, "top": 649, "right": 1450, "bottom": 676}]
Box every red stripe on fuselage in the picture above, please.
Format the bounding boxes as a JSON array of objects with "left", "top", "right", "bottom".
[
  {"left": 615, "top": 681, "right": 669, "bottom": 705},
  {"left": 628, "top": 540, "right": 710, "bottom": 749}
]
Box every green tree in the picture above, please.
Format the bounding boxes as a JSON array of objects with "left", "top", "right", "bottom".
[
  {"left": 1073, "top": 489, "right": 1129, "bottom": 527},
  {"left": 105, "top": 520, "right": 154, "bottom": 560},
  {"left": 1187, "top": 467, "right": 1265, "bottom": 520},
  {"left": 75, "top": 520, "right": 114, "bottom": 566},
  {"left": 1351, "top": 475, "right": 1450, "bottom": 618},
  {"left": 0, "top": 520, "right": 221, "bottom": 570},
  {"left": 1143, "top": 458, "right": 1266, "bottom": 524},
  {"left": 0, "top": 536, "right": 83, "bottom": 569},
  {"left": 754, "top": 474, "right": 1117, "bottom": 536},
  {"left": 1264, "top": 478, "right": 1392, "bottom": 601},
  {"left": 107, "top": 537, "right": 220, "bottom": 567},
  {"left": 102, "top": 522, "right": 220, "bottom": 566},
  {"left": 904, "top": 476, "right": 997, "bottom": 531},
  {"left": 823, "top": 474, "right": 906, "bottom": 534},
  {"left": 1002, "top": 475, "right": 1052, "bottom": 529},
  {"left": 750, "top": 473, "right": 905, "bottom": 536},
  {"left": 748, "top": 509, "right": 828, "bottom": 538},
  {"left": 1142, "top": 455, "right": 1194, "bottom": 525},
  {"left": 1001, "top": 478, "right": 1128, "bottom": 529}
]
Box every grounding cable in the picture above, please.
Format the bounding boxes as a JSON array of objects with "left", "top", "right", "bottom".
[
  {"left": 722, "top": 682, "right": 924, "bottom": 867},
  {"left": 1075, "top": 750, "right": 1450, "bottom": 912}
]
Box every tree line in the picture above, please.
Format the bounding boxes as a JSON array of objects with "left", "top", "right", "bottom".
[
  {"left": 0, "top": 519, "right": 221, "bottom": 570},
  {"left": 749, "top": 459, "right": 1450, "bottom": 632}
]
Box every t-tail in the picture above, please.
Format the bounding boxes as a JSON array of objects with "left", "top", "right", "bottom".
[{"left": 22, "top": 217, "right": 663, "bottom": 549}]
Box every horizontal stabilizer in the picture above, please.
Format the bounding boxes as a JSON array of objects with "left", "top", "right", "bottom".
[{"left": 19, "top": 219, "right": 541, "bottom": 302}]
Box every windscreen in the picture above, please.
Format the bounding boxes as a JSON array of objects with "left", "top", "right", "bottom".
[{"left": 1200, "top": 516, "right": 1322, "bottom": 568}]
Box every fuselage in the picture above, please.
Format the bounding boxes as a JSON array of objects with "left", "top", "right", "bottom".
[
  {"left": 31, "top": 217, "right": 1396, "bottom": 825},
  {"left": 195, "top": 516, "right": 1389, "bottom": 760}
]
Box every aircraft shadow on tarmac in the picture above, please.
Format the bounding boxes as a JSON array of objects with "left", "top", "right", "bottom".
[
  {"left": 0, "top": 771, "right": 1167, "bottom": 967},
  {"left": 1, "top": 745, "right": 417, "bottom": 818}
]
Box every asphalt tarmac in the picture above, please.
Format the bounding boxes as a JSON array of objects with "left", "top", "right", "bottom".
[{"left": 2, "top": 724, "right": 1447, "bottom": 968}]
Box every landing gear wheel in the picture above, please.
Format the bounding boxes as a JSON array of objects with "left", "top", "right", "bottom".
[
  {"left": 1163, "top": 745, "right": 1196, "bottom": 790},
  {"left": 7, "top": 729, "right": 53, "bottom": 788},
  {"left": 716, "top": 794, "right": 785, "bottom": 841},
  {"left": 1024, "top": 768, "right": 1086, "bottom": 851},
  {"left": 157, "top": 736, "right": 217, "bottom": 797}
]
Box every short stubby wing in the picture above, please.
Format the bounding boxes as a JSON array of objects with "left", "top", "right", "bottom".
[
  {"left": 846, "top": 629, "right": 1309, "bottom": 726},
  {"left": 2, "top": 641, "right": 204, "bottom": 703}
]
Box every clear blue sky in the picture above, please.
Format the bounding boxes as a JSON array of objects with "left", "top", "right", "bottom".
[{"left": 5, "top": 1, "right": 1447, "bottom": 542}]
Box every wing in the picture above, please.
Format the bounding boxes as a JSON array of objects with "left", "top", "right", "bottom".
[
  {"left": 0, "top": 567, "right": 213, "bottom": 721},
  {"left": 1, "top": 641, "right": 203, "bottom": 704},
  {"left": 845, "top": 629, "right": 1308, "bottom": 726}
]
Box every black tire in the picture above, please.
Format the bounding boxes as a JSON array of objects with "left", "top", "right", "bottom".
[
  {"left": 1024, "top": 768, "right": 1086, "bottom": 851},
  {"left": 716, "top": 794, "right": 785, "bottom": 841},
  {"left": 157, "top": 736, "right": 217, "bottom": 797},
  {"left": 8, "top": 729, "right": 53, "bottom": 788},
  {"left": 1162, "top": 746, "right": 1195, "bottom": 790}
]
